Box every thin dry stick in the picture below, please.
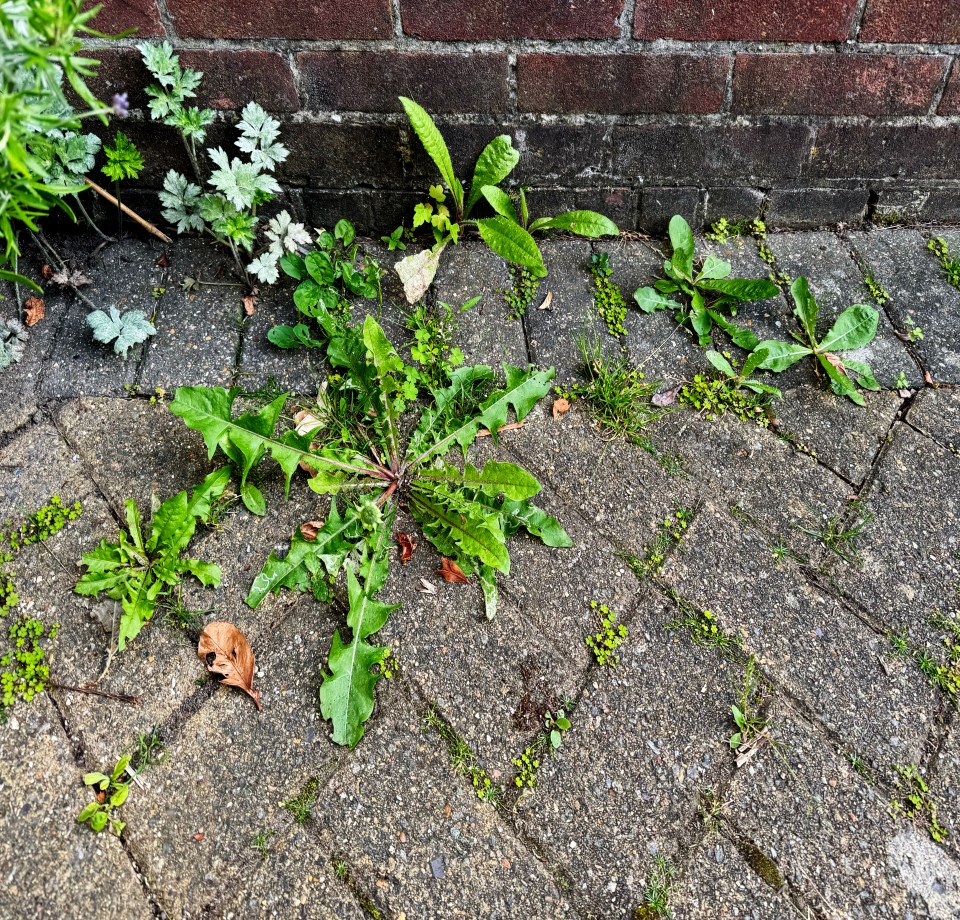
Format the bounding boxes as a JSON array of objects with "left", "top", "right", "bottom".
[
  {"left": 50, "top": 682, "right": 140, "bottom": 704},
  {"left": 86, "top": 178, "right": 172, "bottom": 243}
]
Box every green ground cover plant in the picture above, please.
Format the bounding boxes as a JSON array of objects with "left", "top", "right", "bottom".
[
  {"left": 78, "top": 755, "right": 131, "bottom": 836},
  {"left": 589, "top": 252, "right": 628, "bottom": 336}
]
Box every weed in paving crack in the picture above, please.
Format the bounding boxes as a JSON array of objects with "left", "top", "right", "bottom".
[
  {"left": 282, "top": 777, "right": 319, "bottom": 824},
  {"left": 589, "top": 251, "right": 627, "bottom": 337},
  {"left": 634, "top": 854, "right": 675, "bottom": 919},
  {"left": 502, "top": 263, "right": 540, "bottom": 319},
  {"left": 700, "top": 787, "right": 724, "bottom": 834},
  {"left": 666, "top": 596, "right": 740, "bottom": 653},
  {"left": 863, "top": 272, "right": 889, "bottom": 307},
  {"left": 250, "top": 830, "right": 274, "bottom": 860},
  {"left": 729, "top": 657, "right": 769, "bottom": 754},
  {"left": 802, "top": 501, "right": 874, "bottom": 564},
  {"left": 131, "top": 726, "right": 165, "bottom": 773},
  {"left": 78, "top": 755, "right": 131, "bottom": 836},
  {"left": 624, "top": 506, "right": 694, "bottom": 578},
  {"left": 423, "top": 705, "right": 501, "bottom": 804},
  {"left": 846, "top": 751, "right": 876, "bottom": 784},
  {"left": 890, "top": 764, "right": 948, "bottom": 843},
  {"left": 927, "top": 237, "right": 960, "bottom": 291},
  {"left": 585, "top": 600, "right": 628, "bottom": 666}
]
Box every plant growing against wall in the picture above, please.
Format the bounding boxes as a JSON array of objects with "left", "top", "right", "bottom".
[
  {"left": 169, "top": 312, "right": 570, "bottom": 746},
  {"left": 634, "top": 215, "right": 779, "bottom": 348},
  {"left": 396, "top": 97, "right": 617, "bottom": 302}
]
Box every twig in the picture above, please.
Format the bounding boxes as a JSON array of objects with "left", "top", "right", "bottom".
[
  {"left": 28, "top": 230, "right": 102, "bottom": 314},
  {"left": 85, "top": 178, "right": 172, "bottom": 243},
  {"left": 50, "top": 682, "right": 140, "bottom": 704},
  {"left": 70, "top": 193, "right": 115, "bottom": 243}
]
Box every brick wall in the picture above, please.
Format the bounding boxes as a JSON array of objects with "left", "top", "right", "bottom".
[{"left": 84, "top": 0, "right": 960, "bottom": 232}]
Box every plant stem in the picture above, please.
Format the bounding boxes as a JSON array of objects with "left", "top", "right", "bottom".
[
  {"left": 182, "top": 133, "right": 204, "bottom": 187},
  {"left": 28, "top": 230, "right": 102, "bottom": 314},
  {"left": 70, "top": 194, "right": 115, "bottom": 243},
  {"left": 50, "top": 682, "right": 140, "bottom": 704}
]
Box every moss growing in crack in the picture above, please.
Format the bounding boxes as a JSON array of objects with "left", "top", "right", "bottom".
[
  {"left": 589, "top": 252, "right": 627, "bottom": 336},
  {"left": 585, "top": 600, "right": 628, "bottom": 666},
  {"left": 666, "top": 598, "right": 740, "bottom": 652},
  {"left": 282, "top": 776, "right": 319, "bottom": 824},
  {"left": 863, "top": 272, "right": 889, "bottom": 306},
  {"left": 737, "top": 838, "right": 784, "bottom": 889}
]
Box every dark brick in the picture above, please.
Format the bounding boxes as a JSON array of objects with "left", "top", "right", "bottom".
[
  {"left": 298, "top": 52, "right": 509, "bottom": 113},
  {"left": 871, "top": 186, "right": 960, "bottom": 223},
  {"left": 860, "top": 0, "right": 960, "bottom": 43},
  {"left": 766, "top": 187, "right": 869, "bottom": 227},
  {"left": 704, "top": 187, "right": 767, "bottom": 223},
  {"left": 166, "top": 0, "right": 392, "bottom": 38},
  {"left": 638, "top": 187, "right": 702, "bottom": 234},
  {"left": 517, "top": 54, "right": 729, "bottom": 115},
  {"left": 90, "top": 0, "right": 164, "bottom": 37},
  {"left": 401, "top": 0, "right": 624, "bottom": 39},
  {"left": 303, "top": 189, "right": 374, "bottom": 233},
  {"left": 278, "top": 123, "right": 407, "bottom": 187},
  {"left": 178, "top": 51, "right": 299, "bottom": 112},
  {"left": 523, "top": 187, "right": 639, "bottom": 230},
  {"left": 811, "top": 125, "right": 960, "bottom": 180},
  {"left": 76, "top": 46, "right": 149, "bottom": 111},
  {"left": 87, "top": 118, "right": 192, "bottom": 185},
  {"left": 634, "top": 0, "right": 858, "bottom": 41},
  {"left": 733, "top": 54, "right": 947, "bottom": 116},
  {"left": 611, "top": 124, "right": 813, "bottom": 183},
  {"left": 938, "top": 61, "right": 960, "bottom": 115}
]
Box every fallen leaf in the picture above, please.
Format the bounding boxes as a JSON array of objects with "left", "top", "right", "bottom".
[
  {"left": 395, "top": 245, "right": 446, "bottom": 304},
  {"left": 193, "top": 833, "right": 205, "bottom": 841},
  {"left": 923, "top": 370, "right": 935, "bottom": 386},
  {"left": 23, "top": 297, "right": 45, "bottom": 327},
  {"left": 552, "top": 397, "right": 570, "bottom": 419},
  {"left": 182, "top": 276, "right": 200, "bottom": 293},
  {"left": 156, "top": 254, "right": 170, "bottom": 268},
  {"left": 51, "top": 268, "right": 91, "bottom": 289},
  {"left": 477, "top": 421, "right": 525, "bottom": 438},
  {"left": 242, "top": 293, "right": 257, "bottom": 316},
  {"left": 398, "top": 532, "right": 417, "bottom": 565},
  {"left": 823, "top": 352, "right": 849, "bottom": 376},
  {"left": 437, "top": 558, "right": 469, "bottom": 584},
  {"left": 418, "top": 578, "right": 437, "bottom": 595},
  {"left": 652, "top": 385, "right": 680, "bottom": 407},
  {"left": 41, "top": 263, "right": 54, "bottom": 280},
  {"left": 300, "top": 521, "right": 324, "bottom": 542},
  {"left": 197, "top": 622, "right": 262, "bottom": 710},
  {"left": 537, "top": 291, "right": 553, "bottom": 311},
  {"left": 898, "top": 388, "right": 912, "bottom": 398},
  {"left": 294, "top": 409, "right": 324, "bottom": 436}
]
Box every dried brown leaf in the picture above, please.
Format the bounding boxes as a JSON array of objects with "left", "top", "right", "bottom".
[
  {"left": 41, "top": 263, "right": 54, "bottom": 280},
  {"left": 156, "top": 254, "right": 170, "bottom": 268},
  {"left": 823, "top": 352, "right": 848, "bottom": 376},
  {"left": 23, "top": 297, "right": 45, "bottom": 327},
  {"left": 437, "top": 558, "right": 469, "bottom": 584},
  {"left": 552, "top": 397, "right": 570, "bottom": 419},
  {"left": 397, "top": 532, "right": 416, "bottom": 565},
  {"left": 476, "top": 421, "right": 525, "bottom": 438},
  {"left": 51, "top": 268, "right": 91, "bottom": 289},
  {"left": 197, "top": 622, "right": 261, "bottom": 710},
  {"left": 242, "top": 293, "right": 257, "bottom": 316},
  {"left": 300, "top": 521, "right": 324, "bottom": 542},
  {"left": 652, "top": 385, "right": 680, "bottom": 407},
  {"left": 418, "top": 578, "right": 437, "bottom": 595},
  {"left": 537, "top": 291, "right": 553, "bottom": 311},
  {"left": 294, "top": 409, "right": 323, "bottom": 436}
]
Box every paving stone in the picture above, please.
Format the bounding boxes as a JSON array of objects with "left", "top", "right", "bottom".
[
  {"left": 773, "top": 385, "right": 903, "bottom": 486},
  {"left": 524, "top": 240, "right": 623, "bottom": 385},
  {"left": 660, "top": 503, "right": 939, "bottom": 770},
  {"left": 313, "top": 699, "right": 576, "bottom": 919},
  {"left": 724, "top": 701, "right": 960, "bottom": 919},
  {"left": 122, "top": 602, "right": 344, "bottom": 919},
  {"left": 515, "top": 591, "right": 735, "bottom": 916},
  {"left": 825, "top": 422, "right": 960, "bottom": 651},
  {"left": 647, "top": 410, "right": 850, "bottom": 560},
  {"left": 908, "top": 386, "right": 960, "bottom": 452},
  {"left": 930, "top": 721, "right": 960, "bottom": 852},
  {"left": 138, "top": 238, "right": 242, "bottom": 390},
  {"left": 224, "top": 826, "right": 364, "bottom": 919},
  {"left": 849, "top": 228, "right": 960, "bottom": 384},
  {"left": 431, "top": 243, "right": 529, "bottom": 369},
  {"left": 0, "top": 695, "right": 153, "bottom": 920},
  {"left": 672, "top": 838, "right": 797, "bottom": 919}
]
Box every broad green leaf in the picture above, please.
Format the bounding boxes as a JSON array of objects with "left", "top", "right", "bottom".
[
  {"left": 465, "top": 135, "right": 519, "bottom": 216},
  {"left": 705, "top": 350, "right": 736, "bottom": 378},
  {"left": 475, "top": 217, "right": 546, "bottom": 277},
  {"left": 125, "top": 500, "right": 145, "bottom": 554},
  {"left": 498, "top": 498, "right": 572, "bottom": 547},
  {"left": 178, "top": 558, "right": 222, "bottom": 587},
  {"left": 335, "top": 218, "right": 355, "bottom": 247},
  {"left": 843, "top": 357, "right": 880, "bottom": 391},
  {"left": 280, "top": 252, "right": 305, "bottom": 279},
  {"left": 480, "top": 185, "right": 519, "bottom": 224},
  {"left": 634, "top": 286, "right": 680, "bottom": 313},
  {"left": 819, "top": 305, "right": 879, "bottom": 353},
  {"left": 690, "top": 308, "right": 713, "bottom": 345},
  {"left": 147, "top": 466, "right": 231, "bottom": 556},
  {"left": 742, "top": 380, "right": 783, "bottom": 398},
  {"left": 417, "top": 460, "right": 541, "bottom": 501},
  {"left": 741, "top": 348, "right": 769, "bottom": 378},
  {"left": 528, "top": 210, "right": 618, "bottom": 238},
  {"left": 395, "top": 245, "right": 445, "bottom": 304},
  {"left": 699, "top": 278, "right": 780, "bottom": 302},
  {"left": 754, "top": 340, "right": 812, "bottom": 373},
  {"left": 790, "top": 276, "right": 819, "bottom": 342},
  {"left": 668, "top": 215, "right": 695, "bottom": 279},
  {"left": 399, "top": 96, "right": 463, "bottom": 213},
  {"left": 305, "top": 250, "right": 335, "bottom": 285},
  {"left": 77, "top": 803, "right": 99, "bottom": 822},
  {"left": 89, "top": 811, "right": 109, "bottom": 832},
  {"left": 707, "top": 310, "right": 760, "bottom": 351},
  {"left": 84, "top": 772, "right": 109, "bottom": 786},
  {"left": 699, "top": 254, "right": 731, "bottom": 280},
  {"left": 110, "top": 785, "right": 129, "bottom": 807}
]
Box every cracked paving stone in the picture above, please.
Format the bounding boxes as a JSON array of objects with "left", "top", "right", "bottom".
[
  {"left": 312, "top": 697, "right": 576, "bottom": 920},
  {"left": 930, "top": 722, "right": 960, "bottom": 857},
  {"left": 908, "top": 387, "right": 960, "bottom": 453},
  {"left": 121, "top": 603, "right": 344, "bottom": 919},
  {"left": 0, "top": 695, "right": 154, "bottom": 920},
  {"left": 660, "top": 502, "right": 939, "bottom": 771},
  {"left": 514, "top": 590, "right": 735, "bottom": 917},
  {"left": 849, "top": 228, "right": 960, "bottom": 385},
  {"left": 724, "top": 700, "right": 960, "bottom": 920},
  {"left": 824, "top": 422, "right": 960, "bottom": 652}
]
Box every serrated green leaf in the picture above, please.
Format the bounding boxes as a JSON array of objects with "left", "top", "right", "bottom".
[
  {"left": 843, "top": 357, "right": 880, "bottom": 391},
  {"left": 475, "top": 217, "right": 546, "bottom": 277},
  {"left": 410, "top": 490, "right": 509, "bottom": 573},
  {"left": 819, "top": 353, "right": 864, "bottom": 405},
  {"left": 400, "top": 96, "right": 463, "bottom": 214},
  {"left": 417, "top": 460, "right": 541, "bottom": 501},
  {"left": 147, "top": 466, "right": 230, "bottom": 556},
  {"left": 465, "top": 135, "right": 519, "bottom": 216},
  {"left": 634, "top": 286, "right": 680, "bottom": 313},
  {"left": 707, "top": 310, "right": 760, "bottom": 351},
  {"left": 698, "top": 278, "right": 780, "bottom": 302},
  {"left": 740, "top": 348, "right": 768, "bottom": 379},
  {"left": 479, "top": 564, "right": 498, "bottom": 621}
]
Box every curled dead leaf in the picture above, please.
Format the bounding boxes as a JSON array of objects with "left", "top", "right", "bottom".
[
  {"left": 552, "top": 397, "right": 570, "bottom": 419},
  {"left": 300, "top": 521, "right": 324, "bottom": 542},
  {"left": 23, "top": 297, "right": 45, "bottom": 327},
  {"left": 923, "top": 370, "right": 935, "bottom": 386},
  {"left": 397, "top": 532, "right": 416, "bottom": 565},
  {"left": 537, "top": 291, "right": 553, "bottom": 311},
  {"left": 437, "top": 558, "right": 469, "bottom": 584},
  {"left": 418, "top": 578, "right": 437, "bottom": 595},
  {"left": 242, "top": 293, "right": 257, "bottom": 316},
  {"left": 156, "top": 253, "right": 170, "bottom": 268},
  {"left": 41, "top": 263, "right": 54, "bottom": 280},
  {"left": 476, "top": 421, "right": 525, "bottom": 438},
  {"left": 823, "top": 352, "right": 848, "bottom": 376},
  {"left": 294, "top": 409, "right": 323, "bottom": 437},
  {"left": 197, "top": 622, "right": 261, "bottom": 710},
  {"left": 51, "top": 268, "right": 91, "bottom": 289},
  {"left": 652, "top": 385, "right": 680, "bottom": 407}
]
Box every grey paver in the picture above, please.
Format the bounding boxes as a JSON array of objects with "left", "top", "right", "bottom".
[
  {"left": 908, "top": 386, "right": 960, "bottom": 452},
  {"left": 825, "top": 422, "right": 960, "bottom": 651},
  {"left": 660, "top": 503, "right": 940, "bottom": 770},
  {"left": 0, "top": 695, "right": 153, "bottom": 920},
  {"left": 849, "top": 228, "right": 960, "bottom": 384},
  {"left": 931, "top": 721, "right": 960, "bottom": 854},
  {"left": 724, "top": 701, "right": 960, "bottom": 919}
]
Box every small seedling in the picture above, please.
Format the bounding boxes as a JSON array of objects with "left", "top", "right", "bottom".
[
  {"left": 131, "top": 727, "right": 165, "bottom": 773},
  {"left": 700, "top": 787, "right": 723, "bottom": 833},
  {"left": 585, "top": 600, "right": 628, "bottom": 666},
  {"left": 666, "top": 600, "right": 739, "bottom": 652},
  {"left": 406, "top": 296, "right": 478, "bottom": 390},
  {"left": 887, "top": 630, "right": 909, "bottom": 658},
  {"left": 890, "top": 764, "right": 948, "bottom": 843},
  {"left": 632, "top": 507, "right": 693, "bottom": 577},
  {"left": 502, "top": 264, "right": 540, "bottom": 319},
  {"left": 729, "top": 657, "right": 768, "bottom": 756},
  {"left": 332, "top": 857, "right": 350, "bottom": 881},
  {"left": 863, "top": 272, "right": 889, "bottom": 306},
  {"left": 424, "top": 705, "right": 501, "bottom": 804},
  {"left": 380, "top": 226, "right": 406, "bottom": 251},
  {"left": 634, "top": 854, "right": 675, "bottom": 919},
  {"left": 589, "top": 251, "right": 627, "bottom": 337},
  {"left": 894, "top": 371, "right": 909, "bottom": 390},
  {"left": 801, "top": 500, "right": 874, "bottom": 564},
  {"left": 250, "top": 830, "right": 274, "bottom": 859},
  {"left": 78, "top": 755, "right": 131, "bottom": 836},
  {"left": 282, "top": 777, "right": 319, "bottom": 824},
  {"left": 847, "top": 751, "right": 875, "bottom": 783},
  {"left": 904, "top": 314, "right": 924, "bottom": 342},
  {"left": 927, "top": 237, "right": 960, "bottom": 290}
]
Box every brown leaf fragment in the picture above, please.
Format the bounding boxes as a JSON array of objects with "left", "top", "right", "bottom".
[
  {"left": 23, "top": 297, "right": 45, "bottom": 326},
  {"left": 41, "top": 263, "right": 54, "bottom": 280},
  {"left": 300, "top": 521, "right": 324, "bottom": 542},
  {"left": 51, "top": 268, "right": 92, "bottom": 289},
  {"left": 823, "top": 352, "right": 848, "bottom": 376},
  {"left": 242, "top": 293, "right": 257, "bottom": 316},
  {"left": 418, "top": 578, "right": 437, "bottom": 595},
  {"left": 197, "top": 622, "right": 261, "bottom": 710},
  {"left": 923, "top": 370, "right": 935, "bottom": 386},
  {"left": 437, "top": 558, "right": 469, "bottom": 584},
  {"left": 294, "top": 409, "right": 324, "bottom": 437},
  {"left": 156, "top": 253, "right": 170, "bottom": 268},
  {"left": 398, "top": 532, "right": 416, "bottom": 565},
  {"left": 537, "top": 291, "right": 553, "bottom": 311},
  {"left": 552, "top": 397, "right": 570, "bottom": 419},
  {"left": 476, "top": 421, "right": 525, "bottom": 438},
  {"left": 652, "top": 385, "right": 680, "bottom": 407}
]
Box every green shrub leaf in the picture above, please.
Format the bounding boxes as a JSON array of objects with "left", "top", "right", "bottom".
[
  {"left": 475, "top": 217, "right": 546, "bottom": 276},
  {"left": 819, "top": 305, "right": 879, "bottom": 353},
  {"left": 399, "top": 96, "right": 463, "bottom": 213},
  {"left": 465, "top": 135, "right": 519, "bottom": 216},
  {"left": 528, "top": 210, "right": 618, "bottom": 238}
]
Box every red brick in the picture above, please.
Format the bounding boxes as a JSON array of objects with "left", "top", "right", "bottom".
[
  {"left": 938, "top": 62, "right": 960, "bottom": 115},
  {"left": 518, "top": 54, "right": 729, "bottom": 115},
  {"left": 634, "top": 0, "right": 858, "bottom": 41},
  {"left": 89, "top": 0, "right": 163, "bottom": 37},
  {"left": 401, "top": 0, "right": 623, "bottom": 40},
  {"left": 298, "top": 52, "right": 509, "bottom": 113},
  {"left": 166, "top": 0, "right": 392, "bottom": 39},
  {"left": 860, "top": 0, "right": 960, "bottom": 43},
  {"left": 733, "top": 54, "right": 947, "bottom": 116},
  {"left": 179, "top": 51, "right": 299, "bottom": 111}
]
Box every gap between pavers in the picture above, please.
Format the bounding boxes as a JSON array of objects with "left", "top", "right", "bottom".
[
  {"left": 660, "top": 501, "right": 940, "bottom": 772},
  {"left": 929, "top": 720, "right": 960, "bottom": 859},
  {"left": 908, "top": 387, "right": 960, "bottom": 453}
]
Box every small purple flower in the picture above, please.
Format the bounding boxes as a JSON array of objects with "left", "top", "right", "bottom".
[{"left": 111, "top": 92, "right": 129, "bottom": 117}]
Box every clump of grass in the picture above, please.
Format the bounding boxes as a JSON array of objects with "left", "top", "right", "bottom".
[
  {"left": 666, "top": 596, "right": 740, "bottom": 652},
  {"left": 282, "top": 777, "right": 319, "bottom": 824},
  {"left": 801, "top": 500, "right": 874, "bottom": 564},
  {"left": 634, "top": 854, "right": 675, "bottom": 918}
]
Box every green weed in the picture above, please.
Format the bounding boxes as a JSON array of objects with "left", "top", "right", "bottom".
[
  {"left": 589, "top": 252, "right": 627, "bottom": 337},
  {"left": 927, "top": 237, "right": 960, "bottom": 290},
  {"left": 634, "top": 855, "right": 675, "bottom": 919},
  {"left": 890, "top": 764, "right": 948, "bottom": 843},
  {"left": 585, "top": 600, "right": 628, "bottom": 666},
  {"left": 282, "top": 777, "right": 320, "bottom": 824},
  {"left": 78, "top": 755, "right": 131, "bottom": 836},
  {"left": 424, "top": 705, "right": 501, "bottom": 804}
]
